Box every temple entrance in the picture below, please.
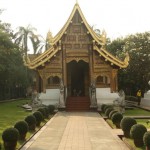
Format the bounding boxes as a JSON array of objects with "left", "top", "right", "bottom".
[{"left": 67, "top": 60, "right": 89, "bottom": 97}]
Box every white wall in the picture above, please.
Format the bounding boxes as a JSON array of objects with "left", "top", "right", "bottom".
[{"left": 39, "top": 89, "right": 60, "bottom": 106}]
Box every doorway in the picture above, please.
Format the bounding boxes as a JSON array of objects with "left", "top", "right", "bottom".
[{"left": 67, "top": 60, "right": 89, "bottom": 96}]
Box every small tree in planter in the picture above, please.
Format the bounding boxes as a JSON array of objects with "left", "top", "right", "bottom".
[
  {"left": 111, "top": 112, "right": 123, "bottom": 128},
  {"left": 105, "top": 108, "right": 114, "bottom": 118},
  {"left": 33, "top": 111, "right": 43, "bottom": 126},
  {"left": 120, "top": 117, "right": 137, "bottom": 138},
  {"left": 130, "top": 124, "right": 147, "bottom": 147},
  {"left": 143, "top": 131, "right": 150, "bottom": 150},
  {"left": 2, "top": 127, "right": 19, "bottom": 150},
  {"left": 14, "top": 121, "right": 29, "bottom": 141},
  {"left": 25, "top": 115, "right": 36, "bottom": 131}
]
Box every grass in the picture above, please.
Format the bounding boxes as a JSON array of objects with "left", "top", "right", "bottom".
[
  {"left": 0, "top": 99, "right": 32, "bottom": 137},
  {"left": 0, "top": 99, "right": 53, "bottom": 150},
  {"left": 124, "top": 108, "right": 150, "bottom": 116},
  {"left": 123, "top": 138, "right": 145, "bottom": 150}
]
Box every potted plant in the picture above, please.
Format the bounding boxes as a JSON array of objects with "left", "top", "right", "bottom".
[
  {"left": 2, "top": 127, "right": 19, "bottom": 150},
  {"left": 130, "top": 124, "right": 147, "bottom": 147},
  {"left": 143, "top": 131, "right": 150, "bottom": 150},
  {"left": 14, "top": 121, "right": 29, "bottom": 141},
  {"left": 25, "top": 115, "right": 36, "bottom": 131},
  {"left": 33, "top": 111, "right": 43, "bottom": 126},
  {"left": 120, "top": 117, "right": 137, "bottom": 138},
  {"left": 111, "top": 112, "right": 123, "bottom": 128}
]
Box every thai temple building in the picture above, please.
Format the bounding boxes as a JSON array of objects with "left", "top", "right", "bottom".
[{"left": 23, "top": 2, "right": 129, "bottom": 111}]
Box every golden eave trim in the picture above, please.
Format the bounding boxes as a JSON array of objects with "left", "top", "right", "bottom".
[
  {"left": 51, "top": 3, "right": 104, "bottom": 46},
  {"left": 93, "top": 45, "right": 129, "bottom": 68},
  {"left": 24, "top": 47, "right": 59, "bottom": 69}
]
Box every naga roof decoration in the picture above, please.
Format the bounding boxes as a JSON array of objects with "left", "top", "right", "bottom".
[{"left": 24, "top": 2, "right": 129, "bottom": 69}]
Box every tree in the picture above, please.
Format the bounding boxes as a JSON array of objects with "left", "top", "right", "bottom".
[
  {"left": 108, "top": 32, "right": 150, "bottom": 96},
  {"left": 0, "top": 14, "right": 33, "bottom": 100},
  {"left": 14, "top": 25, "right": 37, "bottom": 55},
  {"left": 30, "top": 34, "right": 45, "bottom": 54}
]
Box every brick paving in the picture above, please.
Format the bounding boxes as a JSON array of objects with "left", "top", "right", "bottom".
[{"left": 21, "top": 112, "right": 129, "bottom": 150}]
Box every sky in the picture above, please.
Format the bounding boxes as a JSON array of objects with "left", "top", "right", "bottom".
[{"left": 0, "top": 0, "right": 150, "bottom": 40}]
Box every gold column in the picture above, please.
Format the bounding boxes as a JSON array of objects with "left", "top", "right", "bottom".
[
  {"left": 111, "top": 69, "right": 118, "bottom": 92},
  {"left": 62, "top": 45, "right": 67, "bottom": 87},
  {"left": 89, "top": 45, "right": 93, "bottom": 83}
]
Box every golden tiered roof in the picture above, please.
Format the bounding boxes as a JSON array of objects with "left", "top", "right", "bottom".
[{"left": 24, "top": 2, "right": 129, "bottom": 69}]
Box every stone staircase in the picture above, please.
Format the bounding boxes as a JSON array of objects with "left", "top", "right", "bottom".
[{"left": 66, "top": 96, "right": 90, "bottom": 111}]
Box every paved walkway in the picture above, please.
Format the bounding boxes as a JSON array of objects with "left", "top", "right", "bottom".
[{"left": 21, "top": 112, "right": 129, "bottom": 150}]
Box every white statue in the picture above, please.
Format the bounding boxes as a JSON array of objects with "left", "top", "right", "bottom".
[
  {"left": 59, "top": 79, "right": 65, "bottom": 108},
  {"left": 31, "top": 89, "right": 42, "bottom": 110},
  {"left": 113, "top": 90, "right": 125, "bottom": 114},
  {"left": 90, "top": 80, "right": 97, "bottom": 107}
]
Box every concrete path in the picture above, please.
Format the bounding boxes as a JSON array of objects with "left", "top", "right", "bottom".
[{"left": 21, "top": 112, "right": 129, "bottom": 150}]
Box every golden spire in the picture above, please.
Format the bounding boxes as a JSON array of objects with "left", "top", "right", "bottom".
[
  {"left": 101, "top": 29, "right": 107, "bottom": 44},
  {"left": 76, "top": 0, "right": 78, "bottom": 4},
  {"left": 46, "top": 30, "right": 53, "bottom": 44}
]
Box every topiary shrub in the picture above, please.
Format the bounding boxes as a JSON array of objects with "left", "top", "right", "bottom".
[
  {"left": 44, "top": 107, "right": 49, "bottom": 118},
  {"left": 33, "top": 111, "right": 43, "bottom": 126},
  {"left": 109, "top": 110, "right": 118, "bottom": 119},
  {"left": 14, "top": 121, "right": 29, "bottom": 140},
  {"left": 111, "top": 112, "right": 123, "bottom": 128},
  {"left": 37, "top": 108, "right": 46, "bottom": 119},
  {"left": 101, "top": 104, "right": 107, "bottom": 113},
  {"left": 103, "top": 105, "right": 113, "bottom": 113},
  {"left": 25, "top": 115, "right": 36, "bottom": 131},
  {"left": 143, "top": 131, "right": 150, "bottom": 150},
  {"left": 48, "top": 105, "right": 55, "bottom": 114},
  {"left": 2, "top": 127, "right": 19, "bottom": 150},
  {"left": 130, "top": 124, "right": 147, "bottom": 147},
  {"left": 120, "top": 117, "right": 137, "bottom": 138},
  {"left": 105, "top": 108, "right": 114, "bottom": 118}
]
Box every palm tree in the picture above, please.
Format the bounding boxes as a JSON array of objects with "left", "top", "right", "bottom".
[
  {"left": 14, "top": 24, "right": 37, "bottom": 56},
  {"left": 30, "top": 34, "right": 45, "bottom": 54}
]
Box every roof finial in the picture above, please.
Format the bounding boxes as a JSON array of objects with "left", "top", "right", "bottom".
[{"left": 76, "top": 0, "right": 78, "bottom": 4}]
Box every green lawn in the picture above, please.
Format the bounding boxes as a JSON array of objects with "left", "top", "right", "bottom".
[
  {"left": 123, "top": 138, "right": 145, "bottom": 150},
  {"left": 124, "top": 108, "right": 150, "bottom": 116},
  {"left": 0, "top": 99, "right": 32, "bottom": 148},
  {"left": 0, "top": 99, "right": 54, "bottom": 149}
]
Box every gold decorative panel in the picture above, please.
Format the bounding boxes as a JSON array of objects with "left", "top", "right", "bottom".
[
  {"left": 66, "top": 57, "right": 89, "bottom": 63},
  {"left": 67, "top": 35, "right": 76, "bottom": 42},
  {"left": 73, "top": 26, "right": 81, "bottom": 33},
  {"left": 74, "top": 44, "right": 80, "bottom": 49},
  {"left": 78, "top": 35, "right": 87, "bottom": 41},
  {"left": 65, "top": 44, "right": 72, "bottom": 49}
]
